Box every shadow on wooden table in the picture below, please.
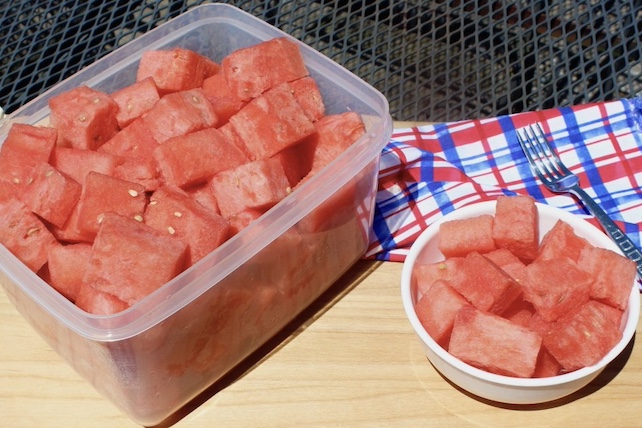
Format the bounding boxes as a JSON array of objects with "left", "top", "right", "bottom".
[
  {"left": 438, "top": 334, "right": 637, "bottom": 411},
  {"left": 151, "top": 259, "right": 383, "bottom": 427}
]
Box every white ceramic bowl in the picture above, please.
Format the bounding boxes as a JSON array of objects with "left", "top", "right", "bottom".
[{"left": 401, "top": 200, "right": 640, "bottom": 404}]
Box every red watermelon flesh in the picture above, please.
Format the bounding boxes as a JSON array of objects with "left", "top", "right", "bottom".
[
  {"left": 227, "top": 208, "right": 264, "bottom": 237},
  {"left": 48, "top": 85, "right": 119, "bottom": 150},
  {"left": 136, "top": 48, "right": 217, "bottom": 95},
  {"left": 533, "top": 346, "right": 562, "bottom": 378},
  {"left": 306, "top": 112, "right": 366, "bottom": 173},
  {"left": 414, "top": 280, "right": 470, "bottom": 348},
  {"left": 22, "top": 162, "right": 82, "bottom": 228},
  {"left": 492, "top": 194, "right": 539, "bottom": 262},
  {"left": 141, "top": 88, "right": 218, "bottom": 143},
  {"left": 144, "top": 185, "right": 230, "bottom": 266},
  {"left": 222, "top": 37, "right": 309, "bottom": 102},
  {"left": 201, "top": 72, "right": 246, "bottom": 124},
  {"left": 289, "top": 76, "right": 325, "bottom": 122},
  {"left": 438, "top": 214, "right": 497, "bottom": 258},
  {"left": 209, "top": 157, "right": 290, "bottom": 218},
  {"left": 229, "top": 82, "right": 316, "bottom": 161},
  {"left": 448, "top": 305, "right": 542, "bottom": 378},
  {"left": 1, "top": 123, "right": 56, "bottom": 162},
  {"left": 412, "top": 257, "right": 467, "bottom": 298},
  {"left": 110, "top": 76, "right": 160, "bottom": 128},
  {"left": 97, "top": 117, "right": 160, "bottom": 159},
  {"left": 0, "top": 197, "right": 58, "bottom": 272},
  {"left": 522, "top": 257, "right": 591, "bottom": 322},
  {"left": 578, "top": 246, "right": 636, "bottom": 311},
  {"left": 537, "top": 219, "right": 593, "bottom": 263},
  {"left": 82, "top": 213, "right": 188, "bottom": 305},
  {"left": 184, "top": 182, "right": 220, "bottom": 214},
  {"left": 543, "top": 300, "right": 623, "bottom": 371},
  {"left": 47, "top": 243, "right": 92, "bottom": 302},
  {"left": 112, "top": 155, "right": 162, "bottom": 192},
  {"left": 75, "top": 283, "right": 130, "bottom": 315},
  {"left": 75, "top": 171, "right": 147, "bottom": 237},
  {"left": 154, "top": 127, "right": 248, "bottom": 188},
  {"left": 50, "top": 146, "right": 121, "bottom": 184}
]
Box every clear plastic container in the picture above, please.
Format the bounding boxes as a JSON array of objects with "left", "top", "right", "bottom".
[{"left": 0, "top": 4, "right": 392, "bottom": 425}]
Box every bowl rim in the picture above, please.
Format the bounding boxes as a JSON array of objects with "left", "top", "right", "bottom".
[{"left": 401, "top": 199, "right": 640, "bottom": 387}]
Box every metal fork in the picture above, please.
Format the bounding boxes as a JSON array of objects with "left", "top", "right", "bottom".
[{"left": 516, "top": 123, "right": 642, "bottom": 278}]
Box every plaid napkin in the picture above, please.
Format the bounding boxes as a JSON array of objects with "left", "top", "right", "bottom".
[{"left": 367, "top": 97, "right": 642, "bottom": 264}]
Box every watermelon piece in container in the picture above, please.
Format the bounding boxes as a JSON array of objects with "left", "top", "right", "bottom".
[
  {"left": 449, "top": 305, "right": 542, "bottom": 378},
  {"left": 201, "top": 72, "right": 246, "bottom": 124},
  {"left": 412, "top": 257, "right": 467, "bottom": 298},
  {"left": 75, "top": 171, "right": 147, "bottom": 237},
  {"left": 222, "top": 37, "right": 309, "bottom": 101},
  {"left": 98, "top": 118, "right": 160, "bottom": 160},
  {"left": 144, "top": 185, "right": 230, "bottom": 266},
  {"left": 154, "top": 127, "right": 248, "bottom": 188},
  {"left": 47, "top": 243, "right": 92, "bottom": 302},
  {"left": 438, "top": 214, "right": 496, "bottom": 258},
  {"left": 82, "top": 213, "right": 188, "bottom": 305},
  {"left": 22, "top": 162, "right": 82, "bottom": 229},
  {"left": 141, "top": 89, "right": 218, "bottom": 143},
  {"left": 50, "top": 146, "right": 121, "bottom": 184},
  {"left": 48, "top": 86, "right": 119, "bottom": 150},
  {"left": 137, "top": 48, "right": 218, "bottom": 95},
  {"left": 492, "top": 194, "right": 539, "bottom": 262},
  {"left": 111, "top": 76, "right": 160, "bottom": 128},
  {"left": 289, "top": 76, "right": 325, "bottom": 122},
  {"left": 229, "top": 82, "right": 316, "bottom": 160},
  {"left": 75, "top": 283, "right": 129, "bottom": 315},
  {"left": 543, "top": 300, "right": 623, "bottom": 371},
  {"left": 0, "top": 198, "right": 58, "bottom": 272},
  {"left": 209, "top": 157, "right": 291, "bottom": 218},
  {"left": 537, "top": 219, "right": 592, "bottom": 263}
]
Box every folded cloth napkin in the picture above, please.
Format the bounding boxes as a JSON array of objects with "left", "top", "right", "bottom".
[{"left": 367, "top": 97, "right": 642, "bottom": 265}]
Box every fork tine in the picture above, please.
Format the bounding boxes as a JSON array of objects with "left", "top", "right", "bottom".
[{"left": 529, "top": 124, "right": 573, "bottom": 177}]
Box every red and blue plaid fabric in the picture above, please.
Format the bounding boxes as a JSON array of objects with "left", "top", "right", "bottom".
[{"left": 367, "top": 98, "right": 642, "bottom": 263}]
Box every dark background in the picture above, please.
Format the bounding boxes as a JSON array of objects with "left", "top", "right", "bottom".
[{"left": 1, "top": 0, "right": 641, "bottom": 123}]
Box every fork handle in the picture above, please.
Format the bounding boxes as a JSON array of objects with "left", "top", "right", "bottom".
[{"left": 570, "top": 187, "right": 642, "bottom": 278}]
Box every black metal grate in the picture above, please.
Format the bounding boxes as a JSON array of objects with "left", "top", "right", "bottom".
[{"left": 1, "top": 0, "right": 641, "bottom": 123}]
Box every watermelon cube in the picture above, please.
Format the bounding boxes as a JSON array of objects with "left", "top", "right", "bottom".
[
  {"left": 226, "top": 208, "right": 264, "bottom": 237},
  {"left": 97, "top": 118, "right": 160, "bottom": 159},
  {"left": 448, "top": 306, "right": 542, "bottom": 378},
  {"left": 537, "top": 219, "right": 592, "bottom": 263},
  {"left": 451, "top": 251, "right": 522, "bottom": 314},
  {"left": 543, "top": 300, "right": 623, "bottom": 371},
  {"left": 201, "top": 72, "right": 246, "bottom": 124},
  {"left": 0, "top": 198, "right": 58, "bottom": 272},
  {"left": 222, "top": 37, "right": 309, "bottom": 102},
  {"left": 229, "top": 82, "right": 316, "bottom": 160},
  {"left": 184, "top": 182, "right": 220, "bottom": 214},
  {"left": 50, "top": 146, "right": 121, "bottom": 184},
  {"left": 438, "top": 214, "right": 497, "bottom": 258},
  {"left": 154, "top": 127, "right": 248, "bottom": 188},
  {"left": 75, "top": 171, "right": 147, "bottom": 237},
  {"left": 522, "top": 257, "right": 591, "bottom": 322},
  {"left": 412, "top": 257, "right": 467, "bottom": 297},
  {"left": 578, "top": 246, "right": 636, "bottom": 311},
  {"left": 144, "top": 185, "right": 230, "bottom": 265},
  {"left": 533, "top": 346, "right": 562, "bottom": 378},
  {"left": 0, "top": 124, "right": 57, "bottom": 191},
  {"left": 209, "top": 157, "right": 291, "bottom": 218},
  {"left": 82, "top": 213, "right": 188, "bottom": 305},
  {"left": 141, "top": 89, "right": 218, "bottom": 143},
  {"left": 47, "top": 243, "right": 92, "bottom": 302},
  {"left": 112, "top": 156, "right": 162, "bottom": 192},
  {"left": 306, "top": 112, "right": 366, "bottom": 173},
  {"left": 0, "top": 179, "right": 17, "bottom": 204},
  {"left": 218, "top": 122, "right": 250, "bottom": 158},
  {"left": 49, "top": 202, "right": 95, "bottom": 244},
  {"left": 75, "top": 283, "right": 129, "bottom": 315},
  {"left": 136, "top": 48, "right": 217, "bottom": 95},
  {"left": 271, "top": 141, "right": 314, "bottom": 188},
  {"left": 414, "top": 280, "right": 470, "bottom": 348},
  {"left": 48, "top": 85, "right": 119, "bottom": 150},
  {"left": 501, "top": 297, "right": 535, "bottom": 327},
  {"left": 289, "top": 76, "right": 325, "bottom": 122},
  {"left": 110, "top": 76, "right": 160, "bottom": 128},
  {"left": 22, "top": 162, "right": 82, "bottom": 228},
  {"left": 492, "top": 195, "right": 539, "bottom": 262}
]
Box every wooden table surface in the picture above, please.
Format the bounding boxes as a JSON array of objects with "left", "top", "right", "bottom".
[{"left": 1, "top": 123, "right": 641, "bottom": 427}]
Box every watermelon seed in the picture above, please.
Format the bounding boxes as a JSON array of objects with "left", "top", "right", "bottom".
[
  {"left": 134, "top": 215, "right": 144, "bottom": 222},
  {"left": 192, "top": 95, "right": 200, "bottom": 103},
  {"left": 12, "top": 178, "right": 20, "bottom": 184},
  {"left": 45, "top": 170, "right": 55, "bottom": 178},
  {"left": 26, "top": 177, "right": 33, "bottom": 185},
  {"left": 97, "top": 213, "right": 105, "bottom": 224},
  {"left": 128, "top": 189, "right": 139, "bottom": 197},
  {"left": 173, "top": 211, "right": 182, "bottom": 218},
  {"left": 26, "top": 227, "right": 40, "bottom": 237},
  {"left": 149, "top": 200, "right": 158, "bottom": 206},
  {"left": 167, "top": 226, "right": 176, "bottom": 235},
  {"left": 78, "top": 114, "right": 87, "bottom": 122}
]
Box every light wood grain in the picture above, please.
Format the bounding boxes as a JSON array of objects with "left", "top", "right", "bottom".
[{"left": 1, "top": 259, "right": 641, "bottom": 427}]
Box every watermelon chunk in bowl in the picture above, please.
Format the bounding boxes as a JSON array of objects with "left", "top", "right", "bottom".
[{"left": 401, "top": 199, "right": 640, "bottom": 405}]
